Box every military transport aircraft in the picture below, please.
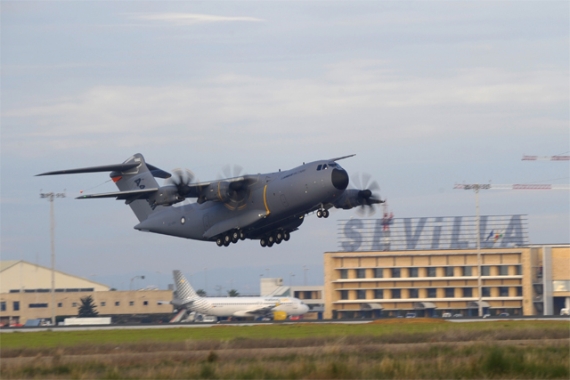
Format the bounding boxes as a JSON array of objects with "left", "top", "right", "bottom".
[{"left": 37, "top": 153, "right": 382, "bottom": 248}]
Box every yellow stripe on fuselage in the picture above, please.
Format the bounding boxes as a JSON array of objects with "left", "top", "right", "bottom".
[{"left": 263, "top": 185, "right": 271, "bottom": 215}]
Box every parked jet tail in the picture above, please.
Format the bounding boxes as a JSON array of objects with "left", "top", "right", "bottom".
[{"left": 173, "top": 270, "right": 199, "bottom": 302}]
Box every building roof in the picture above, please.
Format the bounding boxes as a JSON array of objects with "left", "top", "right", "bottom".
[{"left": 0, "top": 260, "right": 110, "bottom": 290}]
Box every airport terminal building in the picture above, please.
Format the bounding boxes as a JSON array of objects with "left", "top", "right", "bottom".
[{"left": 324, "top": 215, "right": 570, "bottom": 319}]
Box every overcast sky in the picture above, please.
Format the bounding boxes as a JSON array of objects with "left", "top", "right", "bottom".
[{"left": 2, "top": 2, "right": 568, "bottom": 293}]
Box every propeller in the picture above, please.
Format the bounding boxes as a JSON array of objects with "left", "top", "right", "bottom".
[
  {"left": 218, "top": 164, "right": 249, "bottom": 210},
  {"left": 220, "top": 164, "right": 244, "bottom": 179},
  {"left": 165, "top": 168, "right": 196, "bottom": 198},
  {"left": 351, "top": 172, "right": 383, "bottom": 216}
]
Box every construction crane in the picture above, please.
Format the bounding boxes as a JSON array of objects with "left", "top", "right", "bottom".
[
  {"left": 522, "top": 155, "right": 569, "bottom": 161},
  {"left": 454, "top": 181, "right": 568, "bottom": 317}
]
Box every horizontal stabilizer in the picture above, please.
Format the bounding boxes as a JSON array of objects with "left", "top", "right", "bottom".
[
  {"left": 77, "top": 188, "right": 159, "bottom": 200},
  {"left": 36, "top": 163, "right": 140, "bottom": 176}
]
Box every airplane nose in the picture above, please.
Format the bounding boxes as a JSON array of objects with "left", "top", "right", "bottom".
[{"left": 331, "top": 168, "right": 349, "bottom": 190}]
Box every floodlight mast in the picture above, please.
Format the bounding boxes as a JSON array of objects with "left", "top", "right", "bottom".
[
  {"left": 40, "top": 191, "right": 66, "bottom": 325},
  {"left": 454, "top": 181, "right": 570, "bottom": 317}
]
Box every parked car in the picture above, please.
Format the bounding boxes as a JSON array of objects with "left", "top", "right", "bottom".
[
  {"left": 483, "top": 314, "right": 491, "bottom": 318},
  {"left": 442, "top": 312, "right": 452, "bottom": 318},
  {"left": 498, "top": 312, "right": 510, "bottom": 317},
  {"left": 453, "top": 313, "right": 463, "bottom": 318},
  {"left": 405, "top": 312, "right": 416, "bottom": 318}
]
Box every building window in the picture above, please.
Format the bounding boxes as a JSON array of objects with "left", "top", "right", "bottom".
[
  {"left": 391, "top": 268, "right": 401, "bottom": 278},
  {"left": 445, "top": 267, "right": 454, "bottom": 277},
  {"left": 409, "top": 268, "right": 418, "bottom": 278},
  {"left": 462, "top": 266, "right": 472, "bottom": 276},
  {"left": 340, "top": 269, "right": 348, "bottom": 279},
  {"left": 482, "top": 287, "right": 491, "bottom": 297},
  {"left": 129, "top": 301, "right": 134, "bottom": 306},
  {"left": 374, "top": 268, "right": 383, "bottom": 278},
  {"left": 304, "top": 291, "right": 313, "bottom": 299},
  {"left": 374, "top": 289, "right": 384, "bottom": 299},
  {"left": 408, "top": 289, "right": 418, "bottom": 298},
  {"left": 29, "top": 303, "right": 48, "bottom": 308},
  {"left": 13, "top": 301, "right": 20, "bottom": 311},
  {"left": 499, "top": 287, "right": 509, "bottom": 297},
  {"left": 101, "top": 302, "right": 106, "bottom": 307},
  {"left": 499, "top": 265, "right": 509, "bottom": 276},
  {"left": 517, "top": 287, "right": 523, "bottom": 296},
  {"left": 427, "top": 267, "right": 436, "bottom": 277},
  {"left": 445, "top": 288, "right": 455, "bottom": 298},
  {"left": 392, "top": 289, "right": 401, "bottom": 299},
  {"left": 357, "top": 290, "right": 366, "bottom": 299},
  {"left": 481, "top": 266, "right": 490, "bottom": 276},
  {"left": 72, "top": 302, "right": 78, "bottom": 307},
  {"left": 57, "top": 302, "right": 63, "bottom": 308},
  {"left": 0, "top": 302, "right": 5, "bottom": 311},
  {"left": 463, "top": 288, "right": 473, "bottom": 297},
  {"left": 515, "top": 265, "right": 522, "bottom": 275},
  {"left": 143, "top": 301, "right": 149, "bottom": 306},
  {"left": 427, "top": 288, "right": 437, "bottom": 298},
  {"left": 340, "top": 290, "right": 349, "bottom": 300},
  {"left": 115, "top": 301, "right": 120, "bottom": 306},
  {"left": 356, "top": 269, "right": 366, "bottom": 279}
]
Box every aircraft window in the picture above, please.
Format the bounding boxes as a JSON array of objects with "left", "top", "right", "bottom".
[
  {"left": 317, "top": 165, "right": 322, "bottom": 171},
  {"left": 323, "top": 164, "right": 328, "bottom": 170},
  {"left": 328, "top": 162, "right": 337, "bottom": 167}
]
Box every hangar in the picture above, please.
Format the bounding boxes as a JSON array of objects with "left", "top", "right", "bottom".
[{"left": 0, "top": 261, "right": 172, "bottom": 325}]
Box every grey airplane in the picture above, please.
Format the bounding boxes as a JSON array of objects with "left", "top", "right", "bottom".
[{"left": 37, "top": 153, "right": 383, "bottom": 248}]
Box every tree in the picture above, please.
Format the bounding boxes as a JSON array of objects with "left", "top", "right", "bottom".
[
  {"left": 78, "top": 295, "right": 98, "bottom": 317},
  {"left": 227, "top": 289, "right": 240, "bottom": 297},
  {"left": 196, "top": 289, "right": 207, "bottom": 297}
]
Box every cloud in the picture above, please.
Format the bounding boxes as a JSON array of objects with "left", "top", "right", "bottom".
[
  {"left": 3, "top": 60, "right": 567, "bottom": 156},
  {"left": 129, "top": 12, "right": 264, "bottom": 26}
]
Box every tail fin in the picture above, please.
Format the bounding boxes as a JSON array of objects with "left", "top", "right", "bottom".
[
  {"left": 110, "top": 153, "right": 162, "bottom": 222},
  {"left": 173, "top": 270, "right": 199, "bottom": 301}
]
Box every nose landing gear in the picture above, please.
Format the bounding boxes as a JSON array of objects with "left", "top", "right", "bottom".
[{"left": 316, "top": 208, "right": 329, "bottom": 218}]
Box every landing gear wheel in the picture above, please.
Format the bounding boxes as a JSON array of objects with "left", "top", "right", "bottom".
[
  {"left": 323, "top": 209, "right": 329, "bottom": 218},
  {"left": 216, "top": 238, "right": 224, "bottom": 247},
  {"left": 268, "top": 235, "right": 275, "bottom": 245},
  {"left": 231, "top": 231, "right": 239, "bottom": 244},
  {"left": 260, "top": 238, "right": 267, "bottom": 247},
  {"left": 224, "top": 234, "right": 232, "bottom": 244},
  {"left": 239, "top": 231, "right": 246, "bottom": 240},
  {"left": 283, "top": 231, "right": 291, "bottom": 241},
  {"left": 223, "top": 240, "right": 231, "bottom": 247},
  {"left": 317, "top": 209, "right": 323, "bottom": 218},
  {"left": 267, "top": 241, "right": 274, "bottom": 247},
  {"left": 275, "top": 232, "right": 283, "bottom": 244}
]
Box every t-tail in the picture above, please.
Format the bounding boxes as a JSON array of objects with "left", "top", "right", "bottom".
[
  {"left": 172, "top": 270, "right": 200, "bottom": 307},
  {"left": 36, "top": 153, "right": 172, "bottom": 222}
]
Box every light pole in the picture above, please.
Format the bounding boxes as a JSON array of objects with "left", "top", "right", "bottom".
[
  {"left": 40, "top": 191, "right": 66, "bottom": 325},
  {"left": 130, "top": 275, "right": 145, "bottom": 291}
]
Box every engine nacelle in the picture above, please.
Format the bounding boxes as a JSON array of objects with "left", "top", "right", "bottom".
[
  {"left": 151, "top": 186, "right": 185, "bottom": 206},
  {"left": 332, "top": 189, "right": 363, "bottom": 210},
  {"left": 198, "top": 182, "right": 232, "bottom": 204}
]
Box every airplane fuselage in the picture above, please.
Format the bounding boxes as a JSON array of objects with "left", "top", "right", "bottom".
[
  {"left": 185, "top": 297, "right": 309, "bottom": 317},
  {"left": 134, "top": 160, "right": 349, "bottom": 244}
]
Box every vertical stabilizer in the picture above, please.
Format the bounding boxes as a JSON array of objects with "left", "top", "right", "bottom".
[
  {"left": 173, "top": 270, "right": 199, "bottom": 301},
  {"left": 111, "top": 153, "right": 162, "bottom": 222}
]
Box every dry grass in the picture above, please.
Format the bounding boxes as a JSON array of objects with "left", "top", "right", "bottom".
[{"left": 1, "top": 320, "right": 568, "bottom": 379}]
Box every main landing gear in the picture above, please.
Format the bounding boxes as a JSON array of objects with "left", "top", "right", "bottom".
[
  {"left": 259, "top": 230, "right": 291, "bottom": 248},
  {"left": 215, "top": 229, "right": 246, "bottom": 247},
  {"left": 316, "top": 208, "right": 329, "bottom": 218}
]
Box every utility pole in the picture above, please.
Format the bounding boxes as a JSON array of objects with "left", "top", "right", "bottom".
[{"left": 40, "top": 191, "right": 66, "bottom": 325}]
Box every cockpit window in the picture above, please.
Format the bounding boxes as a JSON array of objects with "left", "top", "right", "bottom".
[
  {"left": 329, "top": 162, "right": 338, "bottom": 167},
  {"left": 317, "top": 165, "right": 322, "bottom": 171}
]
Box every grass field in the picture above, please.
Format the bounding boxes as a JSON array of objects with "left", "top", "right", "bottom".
[{"left": 1, "top": 319, "right": 569, "bottom": 379}]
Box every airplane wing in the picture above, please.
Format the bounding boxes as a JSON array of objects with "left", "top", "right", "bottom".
[
  {"left": 177, "top": 176, "right": 254, "bottom": 199},
  {"left": 202, "top": 209, "right": 267, "bottom": 239},
  {"left": 76, "top": 188, "right": 159, "bottom": 200},
  {"left": 234, "top": 303, "right": 281, "bottom": 316}
]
